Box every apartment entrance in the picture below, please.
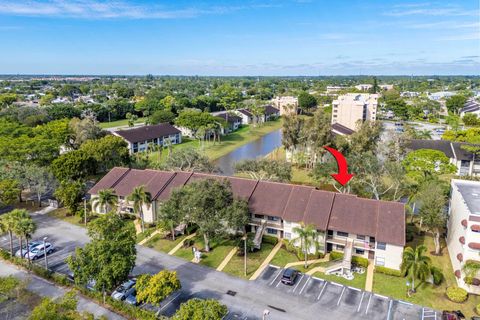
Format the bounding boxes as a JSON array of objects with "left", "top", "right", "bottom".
[{"left": 368, "top": 251, "right": 374, "bottom": 259}]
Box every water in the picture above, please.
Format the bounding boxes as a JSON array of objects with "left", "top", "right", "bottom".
[{"left": 215, "top": 129, "right": 282, "bottom": 175}]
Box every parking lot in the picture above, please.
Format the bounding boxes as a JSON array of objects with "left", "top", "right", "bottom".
[{"left": 256, "top": 265, "right": 440, "bottom": 320}]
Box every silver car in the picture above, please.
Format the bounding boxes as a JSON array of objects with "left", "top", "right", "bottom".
[
  {"left": 111, "top": 279, "right": 136, "bottom": 301},
  {"left": 15, "top": 241, "right": 42, "bottom": 258},
  {"left": 27, "top": 242, "right": 54, "bottom": 260}
]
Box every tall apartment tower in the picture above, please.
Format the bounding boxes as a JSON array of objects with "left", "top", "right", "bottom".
[{"left": 331, "top": 93, "right": 379, "bottom": 131}]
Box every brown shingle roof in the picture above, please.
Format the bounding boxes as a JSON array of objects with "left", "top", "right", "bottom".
[
  {"left": 114, "top": 124, "right": 180, "bottom": 143},
  {"left": 89, "top": 168, "right": 406, "bottom": 246},
  {"left": 264, "top": 105, "right": 280, "bottom": 115}
]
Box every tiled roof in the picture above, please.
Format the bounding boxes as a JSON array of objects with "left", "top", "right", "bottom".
[
  {"left": 89, "top": 168, "right": 406, "bottom": 246},
  {"left": 237, "top": 109, "right": 253, "bottom": 117},
  {"left": 215, "top": 113, "right": 242, "bottom": 123},
  {"left": 264, "top": 105, "right": 280, "bottom": 115},
  {"left": 114, "top": 124, "right": 180, "bottom": 143},
  {"left": 331, "top": 123, "right": 355, "bottom": 135}
]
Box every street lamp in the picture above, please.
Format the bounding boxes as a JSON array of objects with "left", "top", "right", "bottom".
[
  {"left": 82, "top": 197, "right": 87, "bottom": 226},
  {"left": 43, "top": 236, "right": 48, "bottom": 270},
  {"left": 243, "top": 235, "right": 247, "bottom": 277}
]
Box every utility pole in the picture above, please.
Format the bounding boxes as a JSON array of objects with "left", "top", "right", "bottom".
[
  {"left": 83, "top": 197, "right": 87, "bottom": 226},
  {"left": 243, "top": 235, "right": 247, "bottom": 277}
]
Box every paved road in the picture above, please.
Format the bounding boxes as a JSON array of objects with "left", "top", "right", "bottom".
[
  {"left": 0, "top": 260, "right": 125, "bottom": 319},
  {"left": 0, "top": 212, "right": 440, "bottom": 320}
]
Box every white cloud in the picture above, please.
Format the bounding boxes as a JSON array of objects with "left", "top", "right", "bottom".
[
  {"left": 407, "top": 21, "right": 480, "bottom": 29},
  {"left": 385, "top": 5, "right": 476, "bottom": 17},
  {"left": 0, "top": 0, "right": 275, "bottom": 19}
]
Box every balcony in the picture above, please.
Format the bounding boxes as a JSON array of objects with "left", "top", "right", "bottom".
[{"left": 326, "top": 235, "right": 375, "bottom": 250}]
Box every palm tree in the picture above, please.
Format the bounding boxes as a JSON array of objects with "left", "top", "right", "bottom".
[
  {"left": 93, "top": 189, "right": 118, "bottom": 214},
  {"left": 127, "top": 185, "right": 152, "bottom": 233},
  {"left": 401, "top": 245, "right": 432, "bottom": 293},
  {"left": 0, "top": 212, "right": 18, "bottom": 256},
  {"left": 16, "top": 213, "right": 36, "bottom": 261},
  {"left": 292, "top": 223, "right": 317, "bottom": 269}
]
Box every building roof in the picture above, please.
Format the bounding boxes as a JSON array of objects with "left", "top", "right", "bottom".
[
  {"left": 215, "top": 113, "right": 242, "bottom": 123},
  {"left": 89, "top": 168, "right": 406, "bottom": 246},
  {"left": 236, "top": 109, "right": 253, "bottom": 117},
  {"left": 453, "top": 179, "right": 480, "bottom": 216},
  {"left": 264, "top": 105, "right": 280, "bottom": 115},
  {"left": 462, "top": 100, "right": 480, "bottom": 113},
  {"left": 331, "top": 123, "right": 355, "bottom": 136},
  {"left": 114, "top": 124, "right": 180, "bottom": 143},
  {"left": 407, "top": 139, "right": 478, "bottom": 161}
]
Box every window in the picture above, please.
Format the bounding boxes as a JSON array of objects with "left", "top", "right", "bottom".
[
  {"left": 284, "top": 232, "right": 291, "bottom": 240},
  {"left": 267, "top": 216, "right": 279, "bottom": 222},
  {"left": 254, "top": 214, "right": 264, "bottom": 219},
  {"left": 327, "top": 230, "right": 333, "bottom": 236},
  {"left": 355, "top": 249, "right": 365, "bottom": 255},
  {"left": 375, "top": 257, "right": 385, "bottom": 266},
  {"left": 337, "top": 231, "right": 349, "bottom": 238},
  {"left": 356, "top": 235, "right": 366, "bottom": 241},
  {"left": 336, "top": 245, "right": 344, "bottom": 251},
  {"left": 266, "top": 228, "right": 277, "bottom": 235},
  {"left": 376, "top": 242, "right": 386, "bottom": 250}
]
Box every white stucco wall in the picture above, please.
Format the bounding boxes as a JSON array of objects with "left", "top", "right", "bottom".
[{"left": 375, "top": 243, "right": 403, "bottom": 270}]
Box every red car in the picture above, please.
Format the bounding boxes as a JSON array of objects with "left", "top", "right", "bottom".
[{"left": 442, "top": 311, "right": 465, "bottom": 320}]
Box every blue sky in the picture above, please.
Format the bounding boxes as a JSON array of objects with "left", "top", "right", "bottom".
[{"left": 0, "top": 0, "right": 478, "bottom": 75}]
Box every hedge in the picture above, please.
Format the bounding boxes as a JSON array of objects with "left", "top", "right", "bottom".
[
  {"left": 352, "top": 256, "right": 369, "bottom": 268},
  {"left": 284, "top": 240, "right": 324, "bottom": 260},
  {"left": 374, "top": 266, "right": 404, "bottom": 277},
  {"left": 262, "top": 235, "right": 279, "bottom": 245},
  {"left": 476, "top": 303, "right": 480, "bottom": 315},
  {"left": 446, "top": 286, "right": 468, "bottom": 303},
  {"left": 329, "top": 251, "right": 344, "bottom": 261}
]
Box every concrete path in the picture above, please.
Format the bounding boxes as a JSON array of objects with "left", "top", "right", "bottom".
[
  {"left": 0, "top": 260, "right": 124, "bottom": 319},
  {"left": 216, "top": 247, "right": 238, "bottom": 271},
  {"left": 133, "top": 219, "right": 142, "bottom": 234},
  {"left": 167, "top": 233, "right": 197, "bottom": 255},
  {"left": 284, "top": 255, "right": 329, "bottom": 269},
  {"left": 249, "top": 242, "right": 283, "bottom": 281},
  {"left": 365, "top": 260, "right": 375, "bottom": 292},
  {"left": 138, "top": 229, "right": 162, "bottom": 245}
]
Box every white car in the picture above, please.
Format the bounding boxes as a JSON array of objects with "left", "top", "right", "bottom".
[
  {"left": 27, "top": 242, "right": 54, "bottom": 260},
  {"left": 15, "top": 241, "right": 42, "bottom": 258},
  {"left": 111, "top": 279, "right": 136, "bottom": 301}
]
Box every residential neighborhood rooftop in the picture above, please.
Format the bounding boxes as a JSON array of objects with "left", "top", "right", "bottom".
[
  {"left": 89, "top": 167, "right": 406, "bottom": 246},
  {"left": 113, "top": 123, "right": 180, "bottom": 143},
  {"left": 408, "top": 139, "right": 479, "bottom": 161}
]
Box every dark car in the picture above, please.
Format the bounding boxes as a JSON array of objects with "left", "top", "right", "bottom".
[
  {"left": 125, "top": 289, "right": 138, "bottom": 306},
  {"left": 281, "top": 268, "right": 298, "bottom": 285},
  {"left": 442, "top": 310, "right": 465, "bottom": 320}
]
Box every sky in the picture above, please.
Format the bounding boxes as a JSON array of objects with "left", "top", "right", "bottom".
[{"left": 0, "top": 0, "right": 479, "bottom": 76}]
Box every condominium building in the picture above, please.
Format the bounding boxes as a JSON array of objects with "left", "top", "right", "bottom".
[
  {"left": 447, "top": 179, "right": 480, "bottom": 294},
  {"left": 331, "top": 93, "right": 379, "bottom": 131},
  {"left": 113, "top": 124, "right": 182, "bottom": 154},
  {"left": 89, "top": 167, "right": 406, "bottom": 271},
  {"left": 270, "top": 96, "right": 298, "bottom": 116}
]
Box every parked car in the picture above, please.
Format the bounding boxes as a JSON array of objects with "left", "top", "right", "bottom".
[
  {"left": 281, "top": 268, "right": 298, "bottom": 285},
  {"left": 111, "top": 279, "right": 136, "bottom": 301},
  {"left": 124, "top": 289, "right": 138, "bottom": 306},
  {"left": 86, "top": 279, "right": 97, "bottom": 292},
  {"left": 15, "top": 241, "right": 42, "bottom": 258},
  {"left": 442, "top": 310, "right": 465, "bottom": 320},
  {"left": 27, "top": 242, "right": 54, "bottom": 260}
]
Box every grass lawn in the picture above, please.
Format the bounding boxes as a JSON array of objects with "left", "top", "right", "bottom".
[
  {"left": 144, "top": 233, "right": 186, "bottom": 253},
  {"left": 373, "top": 229, "right": 480, "bottom": 317},
  {"left": 313, "top": 271, "right": 367, "bottom": 290},
  {"left": 270, "top": 245, "right": 299, "bottom": 267},
  {"left": 47, "top": 208, "right": 88, "bottom": 227},
  {"left": 148, "top": 119, "right": 283, "bottom": 165},
  {"left": 173, "top": 235, "right": 237, "bottom": 269},
  {"left": 98, "top": 117, "right": 146, "bottom": 129},
  {"left": 223, "top": 243, "right": 275, "bottom": 279}
]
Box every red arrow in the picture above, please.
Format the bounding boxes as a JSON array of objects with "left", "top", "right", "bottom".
[{"left": 323, "top": 146, "right": 354, "bottom": 186}]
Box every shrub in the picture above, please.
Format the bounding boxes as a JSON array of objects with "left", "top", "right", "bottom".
[
  {"left": 352, "top": 256, "right": 369, "bottom": 268},
  {"left": 186, "top": 225, "right": 197, "bottom": 235},
  {"left": 0, "top": 248, "right": 11, "bottom": 260},
  {"left": 406, "top": 228, "right": 415, "bottom": 242},
  {"left": 476, "top": 303, "right": 480, "bottom": 315},
  {"left": 329, "top": 251, "right": 344, "bottom": 261},
  {"left": 446, "top": 286, "right": 468, "bottom": 303},
  {"left": 183, "top": 239, "right": 194, "bottom": 248},
  {"left": 375, "top": 266, "right": 404, "bottom": 277},
  {"left": 262, "top": 235, "right": 278, "bottom": 245},
  {"left": 430, "top": 266, "right": 444, "bottom": 286}
]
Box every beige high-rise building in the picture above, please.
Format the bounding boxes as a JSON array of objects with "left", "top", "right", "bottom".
[{"left": 331, "top": 93, "right": 379, "bottom": 131}]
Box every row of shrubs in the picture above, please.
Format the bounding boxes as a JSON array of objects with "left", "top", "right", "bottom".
[
  {"left": 0, "top": 248, "right": 158, "bottom": 320},
  {"left": 374, "top": 266, "right": 405, "bottom": 277},
  {"left": 327, "top": 251, "right": 369, "bottom": 267},
  {"left": 284, "top": 239, "right": 325, "bottom": 260}
]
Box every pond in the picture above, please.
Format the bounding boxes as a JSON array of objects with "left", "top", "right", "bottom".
[{"left": 215, "top": 128, "right": 282, "bottom": 175}]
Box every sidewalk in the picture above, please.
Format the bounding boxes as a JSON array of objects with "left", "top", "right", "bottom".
[
  {"left": 249, "top": 242, "right": 282, "bottom": 280},
  {"left": 168, "top": 233, "right": 197, "bottom": 255},
  {"left": 0, "top": 260, "right": 125, "bottom": 319},
  {"left": 284, "top": 254, "right": 329, "bottom": 269},
  {"left": 365, "top": 260, "right": 374, "bottom": 292},
  {"left": 216, "top": 247, "right": 238, "bottom": 271}
]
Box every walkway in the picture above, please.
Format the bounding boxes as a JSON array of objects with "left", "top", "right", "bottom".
[
  {"left": 365, "top": 260, "right": 374, "bottom": 292},
  {"left": 216, "top": 247, "right": 238, "bottom": 271},
  {"left": 138, "top": 229, "right": 162, "bottom": 245},
  {"left": 249, "top": 242, "right": 283, "bottom": 280},
  {"left": 168, "top": 233, "right": 197, "bottom": 255},
  {"left": 0, "top": 260, "right": 124, "bottom": 319},
  {"left": 284, "top": 254, "right": 330, "bottom": 269}
]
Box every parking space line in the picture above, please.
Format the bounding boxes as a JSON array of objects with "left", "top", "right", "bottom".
[
  {"left": 299, "top": 277, "right": 310, "bottom": 295},
  {"left": 292, "top": 274, "right": 304, "bottom": 293},
  {"left": 386, "top": 299, "right": 393, "bottom": 320},
  {"left": 336, "top": 286, "right": 346, "bottom": 306},
  {"left": 348, "top": 286, "right": 361, "bottom": 292},
  {"left": 329, "top": 281, "right": 342, "bottom": 287},
  {"left": 357, "top": 291, "right": 365, "bottom": 312},
  {"left": 269, "top": 264, "right": 280, "bottom": 269},
  {"left": 269, "top": 269, "right": 283, "bottom": 286},
  {"left": 317, "top": 281, "right": 328, "bottom": 300},
  {"left": 374, "top": 293, "right": 389, "bottom": 300},
  {"left": 398, "top": 300, "right": 413, "bottom": 306},
  {"left": 158, "top": 292, "right": 181, "bottom": 312},
  {"left": 365, "top": 293, "right": 373, "bottom": 314}
]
